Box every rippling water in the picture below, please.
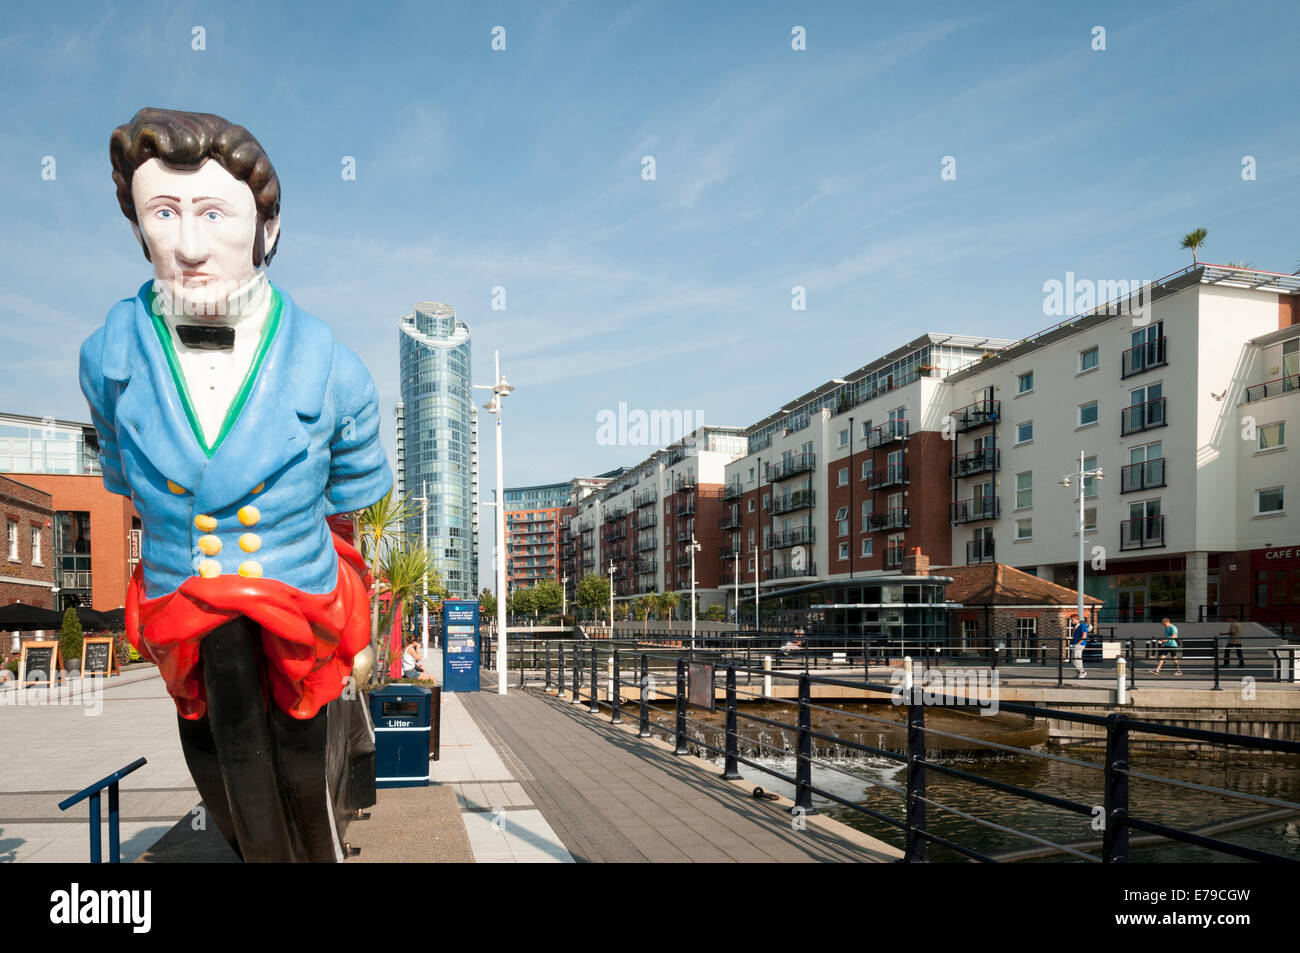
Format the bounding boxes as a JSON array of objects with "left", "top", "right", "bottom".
[{"left": 728, "top": 751, "right": 1300, "bottom": 862}]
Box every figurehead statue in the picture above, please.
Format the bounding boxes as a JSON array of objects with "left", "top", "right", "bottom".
[{"left": 81, "top": 108, "right": 391, "bottom": 861}]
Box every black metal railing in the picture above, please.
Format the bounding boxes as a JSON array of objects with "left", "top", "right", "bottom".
[
  {"left": 771, "top": 490, "right": 816, "bottom": 515},
  {"left": 950, "top": 497, "right": 1000, "bottom": 523},
  {"left": 966, "top": 539, "right": 995, "bottom": 564},
  {"left": 1120, "top": 515, "right": 1165, "bottom": 550},
  {"left": 865, "top": 419, "right": 910, "bottom": 448},
  {"left": 868, "top": 464, "right": 909, "bottom": 489},
  {"left": 1121, "top": 398, "right": 1166, "bottom": 436},
  {"left": 766, "top": 452, "right": 817, "bottom": 482},
  {"left": 951, "top": 399, "right": 1000, "bottom": 434},
  {"left": 723, "top": 482, "right": 744, "bottom": 501},
  {"left": 1121, "top": 336, "right": 1167, "bottom": 379},
  {"left": 637, "top": 535, "right": 657, "bottom": 552},
  {"left": 951, "top": 447, "right": 999, "bottom": 479},
  {"left": 1120, "top": 458, "right": 1166, "bottom": 493},
  {"left": 1244, "top": 372, "right": 1300, "bottom": 403},
  {"left": 633, "top": 490, "right": 658, "bottom": 508},
  {"left": 678, "top": 498, "right": 696, "bottom": 516},
  {"left": 720, "top": 512, "right": 743, "bottom": 531},
  {"left": 506, "top": 638, "right": 1300, "bottom": 863},
  {"left": 869, "top": 508, "right": 909, "bottom": 531},
  {"left": 770, "top": 526, "right": 816, "bottom": 548},
  {"left": 58, "top": 758, "right": 149, "bottom": 863},
  {"left": 771, "top": 562, "right": 817, "bottom": 580}
]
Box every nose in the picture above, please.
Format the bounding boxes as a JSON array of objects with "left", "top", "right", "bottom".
[{"left": 176, "top": 209, "right": 208, "bottom": 265}]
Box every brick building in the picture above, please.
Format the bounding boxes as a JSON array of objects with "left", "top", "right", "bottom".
[{"left": 0, "top": 475, "right": 55, "bottom": 609}]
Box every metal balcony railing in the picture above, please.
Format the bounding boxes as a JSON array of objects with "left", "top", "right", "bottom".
[
  {"left": 676, "top": 528, "right": 696, "bottom": 543},
  {"left": 673, "top": 475, "right": 697, "bottom": 492},
  {"left": 966, "top": 539, "right": 995, "bottom": 564},
  {"left": 1244, "top": 372, "right": 1300, "bottom": 403},
  {"left": 604, "top": 506, "right": 627, "bottom": 522},
  {"left": 719, "top": 512, "right": 743, "bottom": 531},
  {"left": 637, "top": 535, "right": 658, "bottom": 552},
  {"left": 765, "top": 452, "right": 816, "bottom": 483},
  {"left": 950, "top": 497, "right": 1000, "bottom": 524},
  {"left": 1120, "top": 398, "right": 1166, "bottom": 436},
  {"left": 950, "top": 399, "right": 1000, "bottom": 434},
  {"left": 868, "top": 508, "right": 909, "bottom": 531},
  {"left": 950, "top": 447, "right": 999, "bottom": 479},
  {"left": 1120, "top": 458, "right": 1166, "bottom": 493},
  {"left": 868, "top": 464, "right": 909, "bottom": 489},
  {"left": 865, "top": 419, "right": 910, "bottom": 448},
  {"left": 771, "top": 562, "right": 817, "bottom": 580},
  {"left": 1120, "top": 516, "right": 1165, "bottom": 551},
  {"left": 771, "top": 490, "right": 816, "bottom": 515},
  {"left": 635, "top": 558, "right": 657, "bottom": 574},
  {"left": 1121, "top": 337, "right": 1167, "bottom": 379},
  {"left": 723, "top": 482, "right": 744, "bottom": 501},
  {"left": 677, "top": 498, "right": 696, "bottom": 516},
  {"left": 633, "top": 489, "right": 658, "bottom": 508},
  {"left": 769, "top": 526, "right": 816, "bottom": 549},
  {"left": 635, "top": 511, "right": 657, "bottom": 529}
]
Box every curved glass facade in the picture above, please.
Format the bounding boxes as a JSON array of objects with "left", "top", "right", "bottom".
[{"left": 399, "top": 303, "right": 478, "bottom": 600}]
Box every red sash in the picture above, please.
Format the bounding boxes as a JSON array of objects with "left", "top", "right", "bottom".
[{"left": 126, "top": 531, "right": 372, "bottom": 721}]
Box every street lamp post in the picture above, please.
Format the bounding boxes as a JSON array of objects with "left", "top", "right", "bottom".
[
  {"left": 561, "top": 573, "right": 568, "bottom": 621},
  {"left": 607, "top": 560, "right": 616, "bottom": 634},
  {"left": 1060, "top": 450, "right": 1105, "bottom": 628},
  {"left": 688, "top": 534, "right": 701, "bottom": 650},
  {"left": 752, "top": 544, "right": 760, "bottom": 635},
  {"left": 733, "top": 549, "right": 740, "bottom": 631},
  {"left": 474, "top": 351, "right": 515, "bottom": 695},
  {"left": 409, "top": 481, "right": 430, "bottom": 654}
]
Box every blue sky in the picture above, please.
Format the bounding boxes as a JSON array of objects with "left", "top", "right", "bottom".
[{"left": 2, "top": 0, "right": 1299, "bottom": 584}]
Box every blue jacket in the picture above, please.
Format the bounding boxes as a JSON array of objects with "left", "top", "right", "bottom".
[{"left": 80, "top": 281, "right": 392, "bottom": 599}]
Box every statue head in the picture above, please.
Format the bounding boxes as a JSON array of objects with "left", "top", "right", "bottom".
[{"left": 110, "top": 108, "right": 281, "bottom": 317}]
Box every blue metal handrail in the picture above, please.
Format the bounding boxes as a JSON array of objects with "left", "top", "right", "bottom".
[{"left": 57, "top": 757, "right": 148, "bottom": 863}]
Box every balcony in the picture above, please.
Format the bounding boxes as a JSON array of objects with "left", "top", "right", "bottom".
[
  {"left": 867, "top": 464, "right": 909, "bottom": 490},
  {"left": 950, "top": 399, "right": 1000, "bottom": 434},
  {"left": 1120, "top": 398, "right": 1167, "bottom": 436},
  {"left": 635, "top": 557, "right": 657, "bottom": 574},
  {"left": 950, "top": 447, "right": 999, "bottom": 479},
  {"left": 950, "top": 497, "right": 1000, "bottom": 524},
  {"left": 1244, "top": 373, "right": 1300, "bottom": 403},
  {"left": 868, "top": 508, "right": 909, "bottom": 532},
  {"left": 766, "top": 452, "right": 816, "bottom": 483},
  {"left": 635, "top": 511, "right": 657, "bottom": 529},
  {"left": 1120, "top": 457, "right": 1166, "bottom": 494},
  {"left": 770, "top": 526, "right": 815, "bottom": 549},
  {"left": 581, "top": 539, "right": 595, "bottom": 551},
  {"left": 771, "top": 562, "right": 817, "bottom": 580},
  {"left": 675, "top": 553, "right": 692, "bottom": 568},
  {"left": 633, "top": 489, "right": 657, "bottom": 508},
  {"left": 865, "top": 419, "right": 910, "bottom": 448},
  {"left": 673, "top": 474, "right": 697, "bottom": 492},
  {"left": 637, "top": 535, "right": 658, "bottom": 552},
  {"left": 677, "top": 498, "right": 696, "bottom": 516},
  {"left": 723, "top": 481, "right": 744, "bottom": 501},
  {"left": 771, "top": 490, "right": 816, "bottom": 515},
  {"left": 605, "top": 525, "right": 627, "bottom": 541},
  {"left": 603, "top": 506, "right": 627, "bottom": 522},
  {"left": 1121, "top": 337, "right": 1167, "bottom": 379},
  {"left": 676, "top": 527, "right": 695, "bottom": 543},
  {"left": 719, "top": 512, "right": 743, "bottom": 531},
  {"left": 966, "top": 539, "right": 995, "bottom": 565},
  {"left": 1120, "top": 515, "right": 1165, "bottom": 551}
]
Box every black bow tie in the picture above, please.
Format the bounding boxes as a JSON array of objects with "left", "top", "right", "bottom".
[{"left": 176, "top": 325, "right": 235, "bottom": 351}]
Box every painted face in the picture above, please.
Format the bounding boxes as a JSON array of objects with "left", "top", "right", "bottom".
[{"left": 131, "top": 157, "right": 279, "bottom": 319}]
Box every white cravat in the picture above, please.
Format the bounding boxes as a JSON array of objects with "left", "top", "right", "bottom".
[{"left": 161, "top": 272, "right": 273, "bottom": 446}]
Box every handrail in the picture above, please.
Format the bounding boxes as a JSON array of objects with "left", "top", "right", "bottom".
[{"left": 57, "top": 757, "right": 148, "bottom": 864}]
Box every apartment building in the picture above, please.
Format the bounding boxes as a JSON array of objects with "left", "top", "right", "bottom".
[
  {"left": 505, "top": 472, "right": 621, "bottom": 598},
  {"left": 570, "top": 427, "right": 747, "bottom": 612}
]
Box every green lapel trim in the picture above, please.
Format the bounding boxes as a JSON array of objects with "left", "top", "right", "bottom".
[{"left": 147, "top": 283, "right": 283, "bottom": 459}]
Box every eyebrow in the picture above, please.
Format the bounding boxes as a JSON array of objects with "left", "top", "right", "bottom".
[{"left": 191, "top": 196, "right": 233, "bottom": 204}]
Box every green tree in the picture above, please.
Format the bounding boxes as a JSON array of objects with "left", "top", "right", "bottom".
[
  {"left": 478, "top": 588, "right": 497, "bottom": 617},
  {"left": 576, "top": 573, "right": 611, "bottom": 621},
  {"left": 508, "top": 586, "right": 537, "bottom": 618},
  {"left": 633, "top": 594, "right": 655, "bottom": 633},
  {"left": 1180, "top": 227, "right": 1208, "bottom": 265},
  {"left": 703, "top": 604, "right": 727, "bottom": 622},
  {"left": 532, "top": 579, "right": 563, "bottom": 617},
  {"left": 59, "top": 607, "right": 84, "bottom": 671},
  {"left": 375, "top": 541, "right": 440, "bottom": 684},
  {"left": 657, "top": 591, "right": 680, "bottom": 623},
  {"left": 356, "top": 489, "right": 416, "bottom": 675}
]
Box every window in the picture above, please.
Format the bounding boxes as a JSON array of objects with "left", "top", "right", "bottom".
[
  {"left": 1016, "top": 471, "right": 1032, "bottom": 509},
  {"left": 6, "top": 521, "right": 16, "bottom": 561},
  {"left": 1080, "top": 347, "right": 1099, "bottom": 372},
  {"left": 1015, "top": 518, "right": 1032, "bottom": 540},
  {"left": 1084, "top": 454, "right": 1099, "bottom": 498},
  {"left": 1256, "top": 487, "right": 1285, "bottom": 515},
  {"left": 748, "top": 467, "right": 755, "bottom": 482},
  {"left": 860, "top": 420, "right": 873, "bottom": 439},
  {"left": 837, "top": 467, "right": 848, "bottom": 486},
  {"left": 747, "top": 529, "right": 754, "bottom": 547},
  {"left": 861, "top": 498, "right": 873, "bottom": 530},
  {"left": 836, "top": 506, "right": 849, "bottom": 537},
  {"left": 861, "top": 459, "right": 871, "bottom": 479},
  {"left": 1259, "top": 422, "right": 1285, "bottom": 451},
  {"left": 861, "top": 538, "right": 873, "bottom": 557},
  {"left": 30, "top": 527, "right": 40, "bottom": 565},
  {"left": 1015, "top": 618, "right": 1038, "bottom": 653},
  {"left": 762, "top": 492, "right": 770, "bottom": 510},
  {"left": 1016, "top": 421, "right": 1033, "bottom": 444},
  {"left": 1079, "top": 401, "right": 1098, "bottom": 427},
  {"left": 1017, "top": 371, "right": 1034, "bottom": 394},
  {"left": 838, "top": 542, "right": 849, "bottom": 560},
  {"left": 837, "top": 429, "right": 849, "bottom": 448},
  {"left": 1084, "top": 506, "right": 1097, "bottom": 532},
  {"left": 748, "top": 498, "right": 755, "bottom": 512}
]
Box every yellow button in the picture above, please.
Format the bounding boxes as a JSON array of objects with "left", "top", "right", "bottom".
[
  {"left": 195, "top": 514, "right": 217, "bottom": 533},
  {"left": 167, "top": 480, "right": 186, "bottom": 495},
  {"left": 237, "top": 506, "right": 260, "bottom": 527},
  {"left": 252, "top": 482, "right": 265, "bottom": 494},
  {"left": 238, "top": 561, "right": 262, "bottom": 578},
  {"left": 197, "top": 535, "right": 222, "bottom": 556},
  {"left": 198, "top": 559, "right": 221, "bottom": 578},
  {"left": 239, "top": 533, "right": 261, "bottom": 553}
]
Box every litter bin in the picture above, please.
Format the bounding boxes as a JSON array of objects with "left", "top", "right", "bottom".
[
  {"left": 368, "top": 684, "right": 432, "bottom": 788},
  {"left": 1271, "top": 646, "right": 1300, "bottom": 683}
]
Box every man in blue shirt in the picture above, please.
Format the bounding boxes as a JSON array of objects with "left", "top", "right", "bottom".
[{"left": 1069, "top": 613, "right": 1090, "bottom": 678}]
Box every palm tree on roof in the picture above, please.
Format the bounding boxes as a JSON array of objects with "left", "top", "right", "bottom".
[{"left": 1180, "top": 228, "right": 1208, "bottom": 265}]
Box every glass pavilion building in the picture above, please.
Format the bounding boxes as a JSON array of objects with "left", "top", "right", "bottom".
[{"left": 398, "top": 303, "right": 479, "bottom": 600}]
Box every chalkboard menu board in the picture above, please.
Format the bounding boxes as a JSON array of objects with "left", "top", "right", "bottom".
[
  {"left": 81, "top": 637, "right": 118, "bottom": 677},
  {"left": 687, "top": 661, "right": 715, "bottom": 711},
  {"left": 20, "top": 641, "right": 60, "bottom": 686}
]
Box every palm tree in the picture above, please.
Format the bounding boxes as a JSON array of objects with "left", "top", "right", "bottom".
[
  {"left": 356, "top": 489, "right": 416, "bottom": 676},
  {"left": 657, "top": 591, "right": 680, "bottom": 625},
  {"left": 1180, "top": 227, "right": 1208, "bottom": 265},
  {"left": 375, "top": 542, "right": 441, "bottom": 683}
]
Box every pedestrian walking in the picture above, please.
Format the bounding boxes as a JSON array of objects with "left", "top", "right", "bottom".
[
  {"left": 1068, "top": 613, "right": 1090, "bottom": 678},
  {"left": 1220, "top": 616, "right": 1244, "bottom": 668},
  {"left": 1153, "top": 618, "right": 1183, "bottom": 675}
]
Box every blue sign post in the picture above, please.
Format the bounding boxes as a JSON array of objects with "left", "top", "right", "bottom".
[{"left": 441, "top": 599, "right": 481, "bottom": 692}]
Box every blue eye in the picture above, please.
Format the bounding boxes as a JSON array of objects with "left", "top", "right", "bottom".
[
  {"left": 156, "top": 208, "right": 174, "bottom": 219},
  {"left": 205, "top": 211, "right": 221, "bottom": 221}
]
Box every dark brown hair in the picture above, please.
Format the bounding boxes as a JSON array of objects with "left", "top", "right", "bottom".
[{"left": 110, "top": 107, "right": 281, "bottom": 266}]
